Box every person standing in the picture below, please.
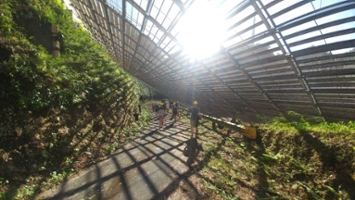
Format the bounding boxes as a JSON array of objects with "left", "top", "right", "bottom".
[
  {"left": 165, "top": 100, "right": 170, "bottom": 114},
  {"left": 190, "top": 101, "right": 201, "bottom": 136},
  {"left": 176, "top": 101, "right": 181, "bottom": 120},
  {"left": 157, "top": 103, "right": 166, "bottom": 128},
  {"left": 151, "top": 101, "right": 156, "bottom": 112},
  {"left": 171, "top": 102, "right": 178, "bottom": 122},
  {"left": 154, "top": 102, "right": 160, "bottom": 120}
]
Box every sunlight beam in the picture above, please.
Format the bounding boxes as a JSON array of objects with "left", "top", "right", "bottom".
[{"left": 176, "top": 0, "right": 229, "bottom": 60}]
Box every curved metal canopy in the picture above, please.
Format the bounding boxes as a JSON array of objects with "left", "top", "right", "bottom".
[{"left": 67, "top": 0, "right": 355, "bottom": 122}]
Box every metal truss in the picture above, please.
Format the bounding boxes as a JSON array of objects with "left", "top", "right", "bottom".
[{"left": 69, "top": 0, "right": 355, "bottom": 122}]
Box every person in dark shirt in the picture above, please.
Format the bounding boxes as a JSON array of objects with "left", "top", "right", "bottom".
[
  {"left": 190, "top": 101, "right": 201, "bottom": 136},
  {"left": 171, "top": 102, "right": 178, "bottom": 122},
  {"left": 154, "top": 102, "right": 160, "bottom": 120},
  {"left": 176, "top": 101, "right": 180, "bottom": 120}
]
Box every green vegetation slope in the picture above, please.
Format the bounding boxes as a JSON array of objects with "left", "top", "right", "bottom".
[{"left": 0, "top": 0, "right": 151, "bottom": 198}]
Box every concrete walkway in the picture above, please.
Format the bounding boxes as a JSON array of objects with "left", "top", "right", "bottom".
[{"left": 36, "top": 116, "right": 201, "bottom": 200}]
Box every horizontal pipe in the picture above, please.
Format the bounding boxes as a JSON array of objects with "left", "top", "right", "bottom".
[{"left": 179, "top": 105, "right": 257, "bottom": 139}]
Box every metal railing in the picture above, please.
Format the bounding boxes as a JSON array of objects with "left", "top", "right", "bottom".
[{"left": 179, "top": 105, "right": 257, "bottom": 139}]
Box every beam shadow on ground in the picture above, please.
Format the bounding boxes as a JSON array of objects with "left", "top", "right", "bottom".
[
  {"left": 37, "top": 115, "right": 270, "bottom": 200},
  {"left": 36, "top": 115, "right": 274, "bottom": 200},
  {"left": 36, "top": 116, "right": 205, "bottom": 200}
]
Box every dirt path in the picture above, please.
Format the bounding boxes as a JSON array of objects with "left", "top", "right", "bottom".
[{"left": 36, "top": 116, "right": 204, "bottom": 200}]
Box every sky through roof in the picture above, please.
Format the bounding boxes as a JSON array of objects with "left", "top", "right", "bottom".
[
  {"left": 103, "top": 0, "right": 355, "bottom": 60},
  {"left": 66, "top": 0, "right": 355, "bottom": 122}
]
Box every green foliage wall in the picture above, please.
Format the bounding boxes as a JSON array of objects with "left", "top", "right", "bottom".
[{"left": 0, "top": 0, "right": 149, "bottom": 139}]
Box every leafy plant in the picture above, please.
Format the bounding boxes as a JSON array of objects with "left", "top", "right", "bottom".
[
  {"left": 0, "top": 0, "right": 153, "bottom": 198},
  {"left": 105, "top": 144, "right": 114, "bottom": 155},
  {"left": 297, "top": 181, "right": 321, "bottom": 199}
]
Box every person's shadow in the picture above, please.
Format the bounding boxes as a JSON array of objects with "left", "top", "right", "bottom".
[
  {"left": 183, "top": 136, "right": 201, "bottom": 165},
  {"left": 164, "top": 122, "right": 174, "bottom": 130}
]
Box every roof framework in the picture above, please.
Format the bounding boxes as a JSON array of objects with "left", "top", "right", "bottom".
[{"left": 68, "top": 0, "right": 355, "bottom": 122}]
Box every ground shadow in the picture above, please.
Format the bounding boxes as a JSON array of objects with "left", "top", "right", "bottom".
[
  {"left": 254, "top": 130, "right": 271, "bottom": 198},
  {"left": 202, "top": 123, "right": 271, "bottom": 198},
  {"left": 140, "top": 129, "right": 158, "bottom": 140},
  {"left": 163, "top": 121, "right": 175, "bottom": 130},
  {"left": 183, "top": 136, "right": 202, "bottom": 165},
  {"left": 299, "top": 131, "right": 355, "bottom": 199},
  {"left": 38, "top": 122, "right": 203, "bottom": 199},
  {"left": 35, "top": 116, "right": 278, "bottom": 200}
]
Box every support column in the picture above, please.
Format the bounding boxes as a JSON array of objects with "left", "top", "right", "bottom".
[
  {"left": 212, "top": 122, "right": 216, "bottom": 130},
  {"left": 51, "top": 25, "right": 60, "bottom": 57}
]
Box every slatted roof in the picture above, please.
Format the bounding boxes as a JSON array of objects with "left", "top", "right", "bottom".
[{"left": 67, "top": 0, "right": 355, "bottom": 122}]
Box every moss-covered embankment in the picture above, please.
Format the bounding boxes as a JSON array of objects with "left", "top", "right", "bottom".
[{"left": 0, "top": 0, "right": 152, "bottom": 198}]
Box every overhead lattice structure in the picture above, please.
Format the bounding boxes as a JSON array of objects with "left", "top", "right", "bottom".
[{"left": 67, "top": 0, "right": 355, "bottom": 122}]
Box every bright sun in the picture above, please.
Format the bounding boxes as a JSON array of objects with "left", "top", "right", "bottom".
[{"left": 177, "top": 0, "right": 228, "bottom": 60}]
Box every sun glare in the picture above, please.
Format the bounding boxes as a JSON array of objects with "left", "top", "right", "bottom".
[{"left": 176, "top": 1, "right": 228, "bottom": 60}]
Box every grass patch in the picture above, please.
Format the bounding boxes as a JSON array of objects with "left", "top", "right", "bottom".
[{"left": 179, "top": 113, "right": 355, "bottom": 199}]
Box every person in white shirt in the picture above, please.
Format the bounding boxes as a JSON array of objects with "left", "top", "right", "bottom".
[
  {"left": 165, "top": 100, "right": 170, "bottom": 114},
  {"left": 157, "top": 103, "right": 166, "bottom": 128}
]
